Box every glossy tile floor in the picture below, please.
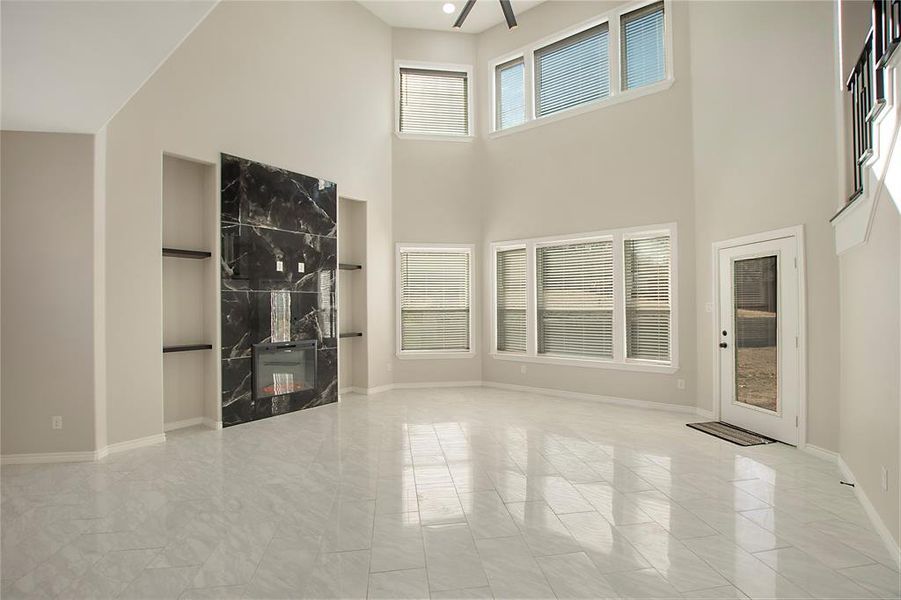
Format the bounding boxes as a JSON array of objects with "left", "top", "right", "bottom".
[{"left": 2, "top": 387, "right": 898, "bottom": 599}]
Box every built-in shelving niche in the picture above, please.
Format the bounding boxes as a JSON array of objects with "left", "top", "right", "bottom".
[
  {"left": 338, "top": 197, "right": 367, "bottom": 395},
  {"left": 162, "top": 154, "right": 220, "bottom": 431}
]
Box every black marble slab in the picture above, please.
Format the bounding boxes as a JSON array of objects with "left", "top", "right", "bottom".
[
  {"left": 221, "top": 290, "right": 336, "bottom": 360},
  {"left": 220, "top": 153, "right": 337, "bottom": 237},
  {"left": 220, "top": 153, "right": 338, "bottom": 428},
  {"left": 221, "top": 348, "right": 337, "bottom": 427},
  {"left": 221, "top": 224, "right": 337, "bottom": 294}
]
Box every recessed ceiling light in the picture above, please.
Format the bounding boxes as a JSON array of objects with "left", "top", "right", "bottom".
[{"left": 443, "top": 3, "right": 456, "bottom": 14}]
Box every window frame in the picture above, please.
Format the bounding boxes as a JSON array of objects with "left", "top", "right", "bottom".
[
  {"left": 489, "top": 223, "right": 678, "bottom": 373},
  {"left": 494, "top": 56, "right": 527, "bottom": 131},
  {"left": 396, "top": 243, "right": 476, "bottom": 359},
  {"left": 488, "top": 0, "right": 674, "bottom": 138},
  {"left": 395, "top": 60, "right": 475, "bottom": 142}
]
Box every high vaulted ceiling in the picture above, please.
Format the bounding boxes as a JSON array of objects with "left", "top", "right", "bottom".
[
  {"left": 1, "top": 0, "right": 216, "bottom": 133},
  {"left": 360, "top": 0, "right": 544, "bottom": 33}
]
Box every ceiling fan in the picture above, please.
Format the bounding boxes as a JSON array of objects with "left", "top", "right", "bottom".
[{"left": 453, "top": 0, "right": 517, "bottom": 30}]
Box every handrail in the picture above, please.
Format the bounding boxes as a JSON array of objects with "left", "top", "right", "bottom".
[{"left": 844, "top": 1, "right": 899, "bottom": 205}]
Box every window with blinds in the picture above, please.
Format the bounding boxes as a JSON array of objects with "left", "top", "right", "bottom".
[
  {"left": 496, "top": 248, "right": 527, "bottom": 352},
  {"left": 495, "top": 58, "right": 525, "bottom": 130},
  {"left": 624, "top": 235, "right": 671, "bottom": 361},
  {"left": 621, "top": 2, "right": 666, "bottom": 90},
  {"left": 399, "top": 248, "right": 471, "bottom": 352},
  {"left": 399, "top": 67, "right": 470, "bottom": 136},
  {"left": 535, "top": 23, "right": 610, "bottom": 117},
  {"left": 537, "top": 239, "right": 614, "bottom": 358}
]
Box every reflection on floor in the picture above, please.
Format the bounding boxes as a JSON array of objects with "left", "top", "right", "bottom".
[{"left": 1, "top": 387, "right": 898, "bottom": 599}]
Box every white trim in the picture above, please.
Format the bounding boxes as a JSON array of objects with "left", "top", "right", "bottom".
[
  {"left": 395, "top": 60, "right": 475, "bottom": 139},
  {"left": 489, "top": 352, "right": 678, "bottom": 374},
  {"left": 482, "top": 381, "right": 697, "bottom": 414},
  {"left": 695, "top": 408, "right": 715, "bottom": 419},
  {"left": 802, "top": 444, "right": 839, "bottom": 463},
  {"left": 1, "top": 433, "right": 168, "bottom": 465},
  {"left": 487, "top": 0, "right": 674, "bottom": 137},
  {"left": 392, "top": 381, "right": 483, "bottom": 390},
  {"left": 711, "top": 225, "right": 807, "bottom": 448},
  {"left": 838, "top": 455, "right": 901, "bottom": 568},
  {"left": 1, "top": 450, "right": 102, "bottom": 465},
  {"left": 100, "top": 433, "right": 167, "bottom": 457},
  {"left": 202, "top": 418, "right": 222, "bottom": 430},
  {"left": 489, "top": 222, "right": 678, "bottom": 372},
  {"left": 352, "top": 384, "right": 395, "bottom": 396},
  {"left": 164, "top": 417, "right": 204, "bottom": 432},
  {"left": 489, "top": 79, "right": 674, "bottom": 139},
  {"left": 393, "top": 132, "right": 474, "bottom": 143},
  {"left": 396, "top": 243, "right": 476, "bottom": 359}
]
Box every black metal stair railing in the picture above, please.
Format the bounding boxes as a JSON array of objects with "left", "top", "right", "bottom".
[{"left": 846, "top": 0, "right": 899, "bottom": 204}]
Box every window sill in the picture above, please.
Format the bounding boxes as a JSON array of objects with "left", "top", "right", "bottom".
[
  {"left": 394, "top": 132, "right": 475, "bottom": 143},
  {"left": 487, "top": 77, "right": 675, "bottom": 140},
  {"left": 490, "top": 352, "right": 678, "bottom": 374},
  {"left": 397, "top": 350, "right": 477, "bottom": 360}
]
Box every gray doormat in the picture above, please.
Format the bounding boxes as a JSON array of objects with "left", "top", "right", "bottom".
[{"left": 687, "top": 421, "right": 777, "bottom": 446}]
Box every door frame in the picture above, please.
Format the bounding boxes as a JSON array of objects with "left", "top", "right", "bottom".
[{"left": 711, "top": 225, "right": 808, "bottom": 448}]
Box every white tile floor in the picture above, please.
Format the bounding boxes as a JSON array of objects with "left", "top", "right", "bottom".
[{"left": 1, "top": 387, "right": 898, "bottom": 599}]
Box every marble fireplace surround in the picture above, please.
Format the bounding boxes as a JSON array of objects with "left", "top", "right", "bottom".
[{"left": 220, "top": 153, "right": 338, "bottom": 427}]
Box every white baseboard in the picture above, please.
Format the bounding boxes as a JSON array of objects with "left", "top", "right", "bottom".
[
  {"left": 98, "top": 433, "right": 166, "bottom": 459},
  {"left": 801, "top": 443, "right": 839, "bottom": 463},
  {"left": 350, "top": 381, "right": 485, "bottom": 395},
  {"left": 392, "top": 380, "right": 483, "bottom": 390},
  {"left": 2, "top": 432, "right": 167, "bottom": 465},
  {"left": 695, "top": 408, "right": 715, "bottom": 419},
  {"left": 202, "top": 417, "right": 222, "bottom": 430},
  {"left": 482, "top": 381, "right": 698, "bottom": 415},
  {"left": 838, "top": 455, "right": 901, "bottom": 568},
  {"left": 1, "top": 449, "right": 102, "bottom": 465},
  {"left": 164, "top": 417, "right": 204, "bottom": 432}
]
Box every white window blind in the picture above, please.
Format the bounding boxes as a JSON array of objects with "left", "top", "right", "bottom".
[
  {"left": 537, "top": 240, "right": 614, "bottom": 358},
  {"left": 496, "top": 248, "right": 527, "bottom": 352},
  {"left": 535, "top": 23, "right": 610, "bottom": 117},
  {"left": 399, "top": 68, "right": 470, "bottom": 136},
  {"left": 621, "top": 2, "right": 665, "bottom": 90},
  {"left": 496, "top": 58, "right": 525, "bottom": 130},
  {"left": 624, "top": 235, "right": 671, "bottom": 361},
  {"left": 399, "top": 249, "right": 471, "bottom": 352}
]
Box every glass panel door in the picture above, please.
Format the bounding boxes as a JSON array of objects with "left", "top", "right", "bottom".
[{"left": 732, "top": 256, "right": 778, "bottom": 412}]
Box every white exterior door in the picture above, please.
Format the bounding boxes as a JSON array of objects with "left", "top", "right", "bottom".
[{"left": 717, "top": 234, "right": 800, "bottom": 445}]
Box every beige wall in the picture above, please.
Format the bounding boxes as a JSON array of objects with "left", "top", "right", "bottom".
[
  {"left": 839, "top": 194, "right": 900, "bottom": 546},
  {"left": 104, "top": 1, "right": 393, "bottom": 443},
  {"left": 476, "top": 0, "right": 698, "bottom": 408},
  {"left": 689, "top": 1, "right": 842, "bottom": 451},
  {"left": 1, "top": 131, "right": 99, "bottom": 454},
  {"left": 391, "top": 28, "right": 484, "bottom": 385}
]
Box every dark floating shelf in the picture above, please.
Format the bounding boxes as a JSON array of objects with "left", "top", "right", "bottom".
[
  {"left": 163, "top": 344, "right": 213, "bottom": 353},
  {"left": 163, "top": 248, "right": 212, "bottom": 259},
  {"left": 339, "top": 263, "right": 362, "bottom": 270},
  {"left": 339, "top": 332, "right": 363, "bottom": 338}
]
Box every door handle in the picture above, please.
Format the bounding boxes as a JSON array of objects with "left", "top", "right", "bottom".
[{"left": 719, "top": 342, "right": 728, "bottom": 349}]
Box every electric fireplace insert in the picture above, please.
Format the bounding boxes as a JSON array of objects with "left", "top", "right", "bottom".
[{"left": 252, "top": 340, "right": 317, "bottom": 400}]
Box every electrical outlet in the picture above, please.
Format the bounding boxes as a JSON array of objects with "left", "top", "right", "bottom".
[
  {"left": 51, "top": 416, "right": 62, "bottom": 430},
  {"left": 882, "top": 466, "right": 888, "bottom": 492},
  {"left": 520, "top": 365, "right": 527, "bottom": 374},
  {"left": 677, "top": 379, "right": 686, "bottom": 390},
  {"left": 705, "top": 302, "right": 714, "bottom": 313}
]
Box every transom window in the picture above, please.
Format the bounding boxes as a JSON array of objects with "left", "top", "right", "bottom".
[
  {"left": 491, "top": 225, "right": 676, "bottom": 372},
  {"left": 397, "top": 64, "right": 472, "bottom": 137},
  {"left": 491, "top": 0, "right": 670, "bottom": 133}
]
